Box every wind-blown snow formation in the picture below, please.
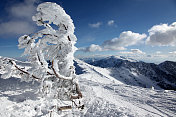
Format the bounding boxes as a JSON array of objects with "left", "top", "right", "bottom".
[{"left": 0, "top": 2, "right": 83, "bottom": 115}]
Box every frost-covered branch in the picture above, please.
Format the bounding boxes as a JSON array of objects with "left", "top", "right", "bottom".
[
  {"left": 1, "top": 2, "right": 83, "bottom": 114},
  {"left": 51, "top": 60, "right": 59, "bottom": 78},
  {"left": 9, "top": 60, "right": 40, "bottom": 80},
  {"left": 71, "top": 83, "right": 83, "bottom": 99}
]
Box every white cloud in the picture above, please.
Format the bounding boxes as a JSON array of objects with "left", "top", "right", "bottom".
[
  {"left": 146, "top": 22, "right": 176, "bottom": 46},
  {"left": 156, "top": 51, "right": 161, "bottom": 54},
  {"left": 119, "top": 49, "right": 145, "bottom": 55},
  {"left": 102, "top": 31, "right": 147, "bottom": 51},
  {"left": 0, "top": 21, "right": 35, "bottom": 35},
  {"left": 79, "top": 44, "right": 102, "bottom": 52},
  {"left": 119, "top": 51, "right": 133, "bottom": 54},
  {"left": 168, "top": 51, "right": 176, "bottom": 58},
  {"left": 79, "top": 31, "right": 147, "bottom": 52},
  {"left": 89, "top": 22, "right": 102, "bottom": 28},
  {"left": 0, "top": 0, "right": 37, "bottom": 36},
  {"left": 131, "top": 49, "right": 145, "bottom": 54},
  {"left": 8, "top": 0, "right": 37, "bottom": 19},
  {"left": 153, "top": 54, "right": 168, "bottom": 58},
  {"left": 107, "top": 20, "right": 114, "bottom": 26},
  {"left": 169, "top": 51, "right": 176, "bottom": 54}
]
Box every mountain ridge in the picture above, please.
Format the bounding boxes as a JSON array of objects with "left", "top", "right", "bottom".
[{"left": 84, "top": 56, "right": 176, "bottom": 90}]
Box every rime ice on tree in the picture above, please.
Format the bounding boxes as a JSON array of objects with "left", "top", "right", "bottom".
[{"left": 1, "top": 2, "right": 83, "bottom": 112}]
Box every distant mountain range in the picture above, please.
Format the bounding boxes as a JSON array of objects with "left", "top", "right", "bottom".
[
  {"left": 82, "top": 56, "right": 176, "bottom": 90},
  {"left": 1, "top": 55, "right": 176, "bottom": 90}
]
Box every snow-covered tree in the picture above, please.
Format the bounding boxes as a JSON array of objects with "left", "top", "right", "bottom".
[{"left": 1, "top": 2, "right": 83, "bottom": 114}]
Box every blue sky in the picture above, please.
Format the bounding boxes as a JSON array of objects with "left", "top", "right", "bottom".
[{"left": 0, "top": 0, "right": 176, "bottom": 63}]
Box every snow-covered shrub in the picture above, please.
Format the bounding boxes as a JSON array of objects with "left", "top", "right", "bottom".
[{"left": 1, "top": 2, "right": 83, "bottom": 114}]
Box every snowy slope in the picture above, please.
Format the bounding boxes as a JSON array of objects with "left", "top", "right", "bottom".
[
  {"left": 0, "top": 57, "right": 176, "bottom": 116},
  {"left": 76, "top": 59, "right": 176, "bottom": 117}
]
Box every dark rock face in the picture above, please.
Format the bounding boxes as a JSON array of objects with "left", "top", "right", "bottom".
[
  {"left": 159, "top": 61, "right": 176, "bottom": 77},
  {"left": 86, "top": 56, "right": 176, "bottom": 90},
  {"left": 74, "top": 60, "right": 85, "bottom": 75}
]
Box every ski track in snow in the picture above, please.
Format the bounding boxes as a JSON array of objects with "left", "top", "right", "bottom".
[{"left": 0, "top": 59, "right": 176, "bottom": 117}]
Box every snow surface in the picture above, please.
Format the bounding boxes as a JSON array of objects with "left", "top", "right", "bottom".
[{"left": 0, "top": 58, "right": 176, "bottom": 116}]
